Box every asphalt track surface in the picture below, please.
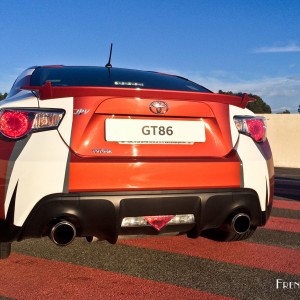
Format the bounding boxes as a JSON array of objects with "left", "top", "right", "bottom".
[{"left": 0, "top": 168, "right": 299, "bottom": 299}]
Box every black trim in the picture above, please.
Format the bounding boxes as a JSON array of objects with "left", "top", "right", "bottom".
[
  {"left": 6, "top": 136, "right": 31, "bottom": 196},
  {"left": 0, "top": 188, "right": 268, "bottom": 243},
  {"left": 62, "top": 151, "right": 71, "bottom": 193},
  {"left": 255, "top": 139, "right": 273, "bottom": 162},
  {"left": 0, "top": 183, "right": 20, "bottom": 242},
  {"left": 236, "top": 138, "right": 244, "bottom": 188}
]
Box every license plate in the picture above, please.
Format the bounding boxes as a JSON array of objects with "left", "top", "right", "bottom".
[{"left": 105, "top": 119, "right": 206, "bottom": 144}]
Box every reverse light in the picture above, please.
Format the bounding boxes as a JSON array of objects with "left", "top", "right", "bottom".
[
  {"left": 234, "top": 116, "right": 266, "bottom": 143},
  {"left": 0, "top": 109, "right": 64, "bottom": 139}
]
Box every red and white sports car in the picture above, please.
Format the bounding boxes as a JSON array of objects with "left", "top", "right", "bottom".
[{"left": 0, "top": 65, "right": 274, "bottom": 259}]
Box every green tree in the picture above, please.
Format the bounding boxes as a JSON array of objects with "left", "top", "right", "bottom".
[
  {"left": 0, "top": 92, "right": 7, "bottom": 100},
  {"left": 281, "top": 109, "right": 290, "bottom": 114},
  {"left": 218, "top": 90, "right": 272, "bottom": 113},
  {"left": 247, "top": 93, "right": 272, "bottom": 114}
]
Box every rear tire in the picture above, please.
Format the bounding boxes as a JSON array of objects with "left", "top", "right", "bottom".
[
  {"left": 0, "top": 242, "right": 11, "bottom": 259},
  {"left": 201, "top": 226, "right": 257, "bottom": 242}
]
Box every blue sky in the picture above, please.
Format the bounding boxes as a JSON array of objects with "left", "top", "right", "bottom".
[{"left": 0, "top": 0, "right": 299, "bottom": 112}]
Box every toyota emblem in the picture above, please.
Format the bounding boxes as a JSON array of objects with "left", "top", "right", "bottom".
[{"left": 149, "top": 101, "right": 168, "bottom": 114}]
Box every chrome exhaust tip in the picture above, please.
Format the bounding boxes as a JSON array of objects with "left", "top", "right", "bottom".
[
  {"left": 49, "top": 220, "right": 76, "bottom": 246},
  {"left": 231, "top": 213, "right": 251, "bottom": 234}
]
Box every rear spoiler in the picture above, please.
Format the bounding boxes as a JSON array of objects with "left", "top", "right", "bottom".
[{"left": 21, "top": 82, "right": 254, "bottom": 109}]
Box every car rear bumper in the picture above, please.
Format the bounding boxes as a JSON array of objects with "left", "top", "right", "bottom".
[
  {"left": 0, "top": 188, "right": 272, "bottom": 243},
  {"left": 68, "top": 155, "right": 242, "bottom": 192}
]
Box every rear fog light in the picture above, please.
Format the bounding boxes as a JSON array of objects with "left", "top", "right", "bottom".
[{"left": 121, "top": 214, "right": 195, "bottom": 231}]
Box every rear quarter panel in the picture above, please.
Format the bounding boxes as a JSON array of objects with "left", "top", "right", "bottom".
[
  {"left": 229, "top": 105, "right": 274, "bottom": 211},
  {"left": 1, "top": 96, "right": 73, "bottom": 226}
]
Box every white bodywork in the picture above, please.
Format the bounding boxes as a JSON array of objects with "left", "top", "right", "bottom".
[
  {"left": 229, "top": 105, "right": 270, "bottom": 211},
  {"left": 3, "top": 95, "right": 73, "bottom": 226}
]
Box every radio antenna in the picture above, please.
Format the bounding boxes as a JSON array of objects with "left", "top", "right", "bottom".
[{"left": 105, "top": 43, "right": 113, "bottom": 69}]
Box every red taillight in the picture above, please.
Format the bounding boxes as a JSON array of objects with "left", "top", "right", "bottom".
[
  {"left": 0, "top": 111, "right": 33, "bottom": 138},
  {"left": 0, "top": 109, "right": 65, "bottom": 140},
  {"left": 245, "top": 119, "right": 266, "bottom": 142},
  {"left": 234, "top": 116, "right": 266, "bottom": 143}
]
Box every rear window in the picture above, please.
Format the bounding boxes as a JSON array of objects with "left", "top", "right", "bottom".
[
  {"left": 8, "top": 68, "right": 35, "bottom": 97},
  {"left": 30, "top": 66, "right": 211, "bottom": 93}
]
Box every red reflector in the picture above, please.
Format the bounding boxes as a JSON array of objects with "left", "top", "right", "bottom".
[
  {"left": 245, "top": 119, "right": 266, "bottom": 142},
  {"left": 0, "top": 111, "right": 32, "bottom": 138},
  {"left": 144, "top": 215, "right": 175, "bottom": 231}
]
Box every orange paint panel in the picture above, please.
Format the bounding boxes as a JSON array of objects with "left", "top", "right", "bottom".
[
  {"left": 69, "top": 97, "right": 233, "bottom": 159},
  {"left": 69, "top": 160, "right": 241, "bottom": 192},
  {"left": 72, "top": 115, "right": 231, "bottom": 158}
]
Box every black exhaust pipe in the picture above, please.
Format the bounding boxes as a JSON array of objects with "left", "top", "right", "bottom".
[
  {"left": 231, "top": 213, "right": 251, "bottom": 234},
  {"left": 49, "top": 220, "right": 76, "bottom": 246}
]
